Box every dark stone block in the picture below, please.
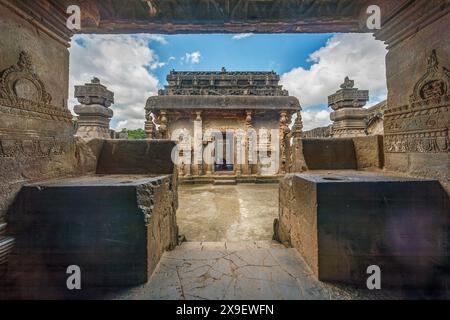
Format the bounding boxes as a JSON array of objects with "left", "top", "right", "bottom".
[
  {"left": 302, "top": 138, "right": 357, "bottom": 170},
  {"left": 7, "top": 175, "right": 174, "bottom": 289},
  {"left": 96, "top": 140, "right": 176, "bottom": 175},
  {"left": 290, "top": 171, "right": 449, "bottom": 288}
]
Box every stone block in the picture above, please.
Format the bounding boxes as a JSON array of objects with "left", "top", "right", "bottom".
[
  {"left": 352, "top": 135, "right": 384, "bottom": 169},
  {"left": 7, "top": 175, "right": 178, "bottom": 288},
  {"left": 277, "top": 171, "right": 449, "bottom": 288},
  {"left": 96, "top": 140, "right": 176, "bottom": 175},
  {"left": 302, "top": 138, "right": 357, "bottom": 170}
]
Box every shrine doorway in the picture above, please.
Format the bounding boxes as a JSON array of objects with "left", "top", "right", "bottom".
[{"left": 214, "top": 131, "right": 234, "bottom": 173}]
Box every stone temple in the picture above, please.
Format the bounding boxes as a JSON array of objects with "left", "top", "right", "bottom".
[
  {"left": 145, "top": 69, "right": 300, "bottom": 180},
  {"left": 0, "top": 0, "right": 449, "bottom": 300}
]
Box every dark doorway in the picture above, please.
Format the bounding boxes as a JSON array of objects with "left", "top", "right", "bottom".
[{"left": 214, "top": 132, "right": 234, "bottom": 172}]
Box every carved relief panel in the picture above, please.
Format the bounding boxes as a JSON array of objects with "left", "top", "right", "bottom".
[
  {"left": 0, "top": 51, "right": 72, "bottom": 122},
  {"left": 384, "top": 50, "right": 450, "bottom": 153}
]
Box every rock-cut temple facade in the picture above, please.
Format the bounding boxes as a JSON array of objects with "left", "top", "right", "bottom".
[{"left": 145, "top": 69, "right": 301, "bottom": 177}]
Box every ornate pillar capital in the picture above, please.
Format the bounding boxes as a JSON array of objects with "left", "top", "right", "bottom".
[
  {"left": 73, "top": 77, "right": 114, "bottom": 140},
  {"left": 328, "top": 77, "right": 369, "bottom": 137}
]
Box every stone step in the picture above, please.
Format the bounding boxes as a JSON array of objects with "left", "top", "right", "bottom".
[
  {"left": 213, "top": 179, "right": 237, "bottom": 185},
  {"left": 0, "top": 223, "right": 6, "bottom": 236},
  {"left": 178, "top": 240, "right": 286, "bottom": 251},
  {"left": 211, "top": 175, "right": 236, "bottom": 179},
  {"left": 0, "top": 236, "right": 15, "bottom": 266}
]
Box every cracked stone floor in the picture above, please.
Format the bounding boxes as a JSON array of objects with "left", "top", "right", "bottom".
[
  {"left": 177, "top": 184, "right": 279, "bottom": 242},
  {"left": 107, "top": 241, "right": 405, "bottom": 300}
]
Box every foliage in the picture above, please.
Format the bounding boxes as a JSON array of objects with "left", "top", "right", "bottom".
[{"left": 121, "top": 128, "right": 147, "bottom": 140}]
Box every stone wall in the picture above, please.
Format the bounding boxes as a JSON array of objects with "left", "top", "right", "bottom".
[
  {"left": 138, "top": 175, "right": 178, "bottom": 277},
  {"left": 0, "top": 3, "right": 86, "bottom": 220},
  {"left": 290, "top": 136, "right": 384, "bottom": 172},
  {"left": 376, "top": 6, "right": 450, "bottom": 194},
  {"left": 302, "top": 126, "right": 332, "bottom": 139},
  {"left": 352, "top": 135, "right": 384, "bottom": 169}
]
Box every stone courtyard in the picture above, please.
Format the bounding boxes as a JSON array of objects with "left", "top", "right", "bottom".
[
  {"left": 177, "top": 184, "right": 278, "bottom": 242},
  {"left": 104, "top": 241, "right": 405, "bottom": 300}
]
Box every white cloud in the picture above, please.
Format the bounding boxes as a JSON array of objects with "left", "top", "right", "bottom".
[
  {"left": 182, "top": 51, "right": 201, "bottom": 64},
  {"left": 69, "top": 34, "right": 165, "bottom": 130},
  {"left": 232, "top": 33, "right": 253, "bottom": 40},
  {"left": 301, "top": 109, "right": 332, "bottom": 131},
  {"left": 280, "top": 33, "right": 388, "bottom": 130}
]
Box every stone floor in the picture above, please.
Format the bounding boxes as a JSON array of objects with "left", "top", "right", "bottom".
[
  {"left": 107, "top": 241, "right": 404, "bottom": 300},
  {"left": 177, "top": 184, "right": 279, "bottom": 242}
]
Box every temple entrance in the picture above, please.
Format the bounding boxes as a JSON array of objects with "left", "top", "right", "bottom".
[{"left": 214, "top": 132, "right": 234, "bottom": 173}]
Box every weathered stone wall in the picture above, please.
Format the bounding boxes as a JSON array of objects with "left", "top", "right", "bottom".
[
  {"left": 274, "top": 174, "right": 319, "bottom": 275},
  {"left": 290, "top": 135, "right": 384, "bottom": 173},
  {"left": 380, "top": 12, "right": 450, "bottom": 194},
  {"left": 302, "top": 126, "right": 333, "bottom": 139},
  {"left": 138, "top": 175, "right": 178, "bottom": 277},
  {"left": 352, "top": 135, "right": 384, "bottom": 169},
  {"left": 0, "top": 3, "right": 86, "bottom": 220},
  {"left": 276, "top": 172, "right": 449, "bottom": 287}
]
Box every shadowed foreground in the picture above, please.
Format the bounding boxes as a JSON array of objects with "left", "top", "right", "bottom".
[{"left": 106, "top": 241, "right": 404, "bottom": 300}]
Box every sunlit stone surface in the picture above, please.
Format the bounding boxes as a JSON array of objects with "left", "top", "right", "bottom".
[
  {"left": 106, "top": 241, "right": 405, "bottom": 300},
  {"left": 177, "top": 184, "right": 279, "bottom": 242}
]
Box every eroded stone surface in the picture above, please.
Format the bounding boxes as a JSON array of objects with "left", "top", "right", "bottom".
[
  {"left": 106, "top": 241, "right": 403, "bottom": 300},
  {"left": 6, "top": 174, "right": 178, "bottom": 293},
  {"left": 177, "top": 184, "right": 278, "bottom": 242},
  {"left": 276, "top": 171, "right": 450, "bottom": 288}
]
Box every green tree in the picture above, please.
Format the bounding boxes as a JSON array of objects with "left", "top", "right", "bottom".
[{"left": 121, "top": 128, "right": 147, "bottom": 140}]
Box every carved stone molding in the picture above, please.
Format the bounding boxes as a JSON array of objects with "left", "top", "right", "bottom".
[
  {"left": 384, "top": 94, "right": 450, "bottom": 153},
  {"left": 384, "top": 50, "right": 450, "bottom": 154},
  {"left": 1, "top": 0, "right": 73, "bottom": 46},
  {"left": 374, "top": 0, "right": 450, "bottom": 49},
  {"left": 160, "top": 70, "right": 289, "bottom": 97},
  {"left": 410, "top": 50, "right": 450, "bottom": 103},
  {"left": 0, "top": 137, "right": 74, "bottom": 158},
  {"left": 0, "top": 51, "right": 72, "bottom": 122}
]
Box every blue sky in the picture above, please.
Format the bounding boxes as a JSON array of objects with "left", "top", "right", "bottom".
[
  {"left": 69, "top": 33, "right": 388, "bottom": 131},
  {"left": 148, "top": 33, "right": 334, "bottom": 85}
]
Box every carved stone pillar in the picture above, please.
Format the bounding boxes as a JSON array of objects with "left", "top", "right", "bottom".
[
  {"left": 328, "top": 77, "right": 369, "bottom": 138},
  {"left": 244, "top": 110, "right": 254, "bottom": 175},
  {"left": 144, "top": 110, "right": 156, "bottom": 139},
  {"left": 159, "top": 110, "right": 169, "bottom": 139},
  {"left": 279, "top": 111, "right": 288, "bottom": 174},
  {"left": 374, "top": 2, "right": 450, "bottom": 193},
  {"left": 193, "top": 111, "right": 203, "bottom": 175},
  {"left": 73, "top": 77, "right": 114, "bottom": 140},
  {"left": 235, "top": 130, "right": 245, "bottom": 177},
  {"left": 290, "top": 111, "right": 307, "bottom": 172}
]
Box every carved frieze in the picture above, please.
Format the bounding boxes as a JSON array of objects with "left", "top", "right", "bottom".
[
  {"left": 0, "top": 137, "right": 74, "bottom": 158},
  {"left": 160, "top": 70, "right": 289, "bottom": 97},
  {"left": 384, "top": 50, "right": 450, "bottom": 153},
  {"left": 0, "top": 51, "right": 72, "bottom": 122}
]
